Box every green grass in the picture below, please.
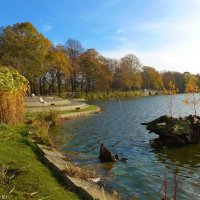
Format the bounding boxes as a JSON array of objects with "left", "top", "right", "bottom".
[
  {"left": 25, "top": 105, "right": 98, "bottom": 118},
  {"left": 60, "top": 105, "right": 98, "bottom": 114},
  {"left": 73, "top": 91, "right": 143, "bottom": 100},
  {"left": 0, "top": 124, "right": 80, "bottom": 200}
]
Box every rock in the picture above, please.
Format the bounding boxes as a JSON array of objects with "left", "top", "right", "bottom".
[
  {"left": 99, "top": 143, "right": 117, "bottom": 162},
  {"left": 89, "top": 177, "right": 101, "bottom": 183},
  {"left": 142, "top": 115, "right": 200, "bottom": 145},
  {"left": 120, "top": 158, "right": 128, "bottom": 162}
]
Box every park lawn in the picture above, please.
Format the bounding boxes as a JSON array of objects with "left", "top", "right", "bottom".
[
  {"left": 25, "top": 104, "right": 98, "bottom": 118},
  {"left": 59, "top": 105, "right": 98, "bottom": 114},
  {"left": 0, "top": 124, "right": 80, "bottom": 200}
]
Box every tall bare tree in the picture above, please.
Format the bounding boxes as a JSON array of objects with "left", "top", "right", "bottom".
[{"left": 65, "top": 39, "right": 84, "bottom": 92}]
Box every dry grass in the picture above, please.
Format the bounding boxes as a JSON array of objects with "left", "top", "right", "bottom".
[
  {"left": 0, "top": 165, "right": 16, "bottom": 186},
  {"left": 31, "top": 111, "right": 60, "bottom": 146},
  {"left": 64, "top": 162, "right": 97, "bottom": 180},
  {"left": 0, "top": 66, "right": 29, "bottom": 124}
]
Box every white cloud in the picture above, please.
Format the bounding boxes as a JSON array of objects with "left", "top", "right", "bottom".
[
  {"left": 42, "top": 23, "right": 53, "bottom": 32},
  {"left": 100, "top": 0, "right": 200, "bottom": 74}
]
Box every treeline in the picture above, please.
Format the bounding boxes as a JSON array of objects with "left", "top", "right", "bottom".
[{"left": 0, "top": 22, "right": 199, "bottom": 96}]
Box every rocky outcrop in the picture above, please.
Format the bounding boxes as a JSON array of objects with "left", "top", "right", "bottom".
[{"left": 142, "top": 115, "right": 200, "bottom": 145}]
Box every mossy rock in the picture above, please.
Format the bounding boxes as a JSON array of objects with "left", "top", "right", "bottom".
[{"left": 142, "top": 115, "right": 200, "bottom": 145}]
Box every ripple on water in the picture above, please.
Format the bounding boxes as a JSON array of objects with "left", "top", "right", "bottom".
[{"left": 53, "top": 95, "right": 200, "bottom": 200}]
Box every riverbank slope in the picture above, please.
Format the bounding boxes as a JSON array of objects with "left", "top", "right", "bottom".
[{"left": 0, "top": 124, "right": 80, "bottom": 200}]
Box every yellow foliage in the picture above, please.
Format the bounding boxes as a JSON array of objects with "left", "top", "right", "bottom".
[
  {"left": 168, "top": 81, "right": 178, "bottom": 95},
  {"left": 0, "top": 66, "right": 29, "bottom": 124}
]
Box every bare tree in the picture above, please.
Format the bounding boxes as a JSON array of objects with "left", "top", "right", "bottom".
[{"left": 65, "top": 39, "right": 84, "bottom": 92}]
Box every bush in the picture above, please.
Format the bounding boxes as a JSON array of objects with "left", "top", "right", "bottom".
[
  {"left": 32, "top": 111, "right": 59, "bottom": 146},
  {"left": 0, "top": 66, "right": 29, "bottom": 124},
  {"left": 36, "top": 111, "right": 60, "bottom": 127},
  {"left": 32, "top": 119, "right": 51, "bottom": 145}
]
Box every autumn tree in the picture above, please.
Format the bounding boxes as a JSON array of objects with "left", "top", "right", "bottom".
[
  {"left": 45, "top": 46, "right": 71, "bottom": 94},
  {"left": 183, "top": 75, "right": 200, "bottom": 116},
  {"left": 121, "top": 54, "right": 142, "bottom": 90},
  {"left": 92, "top": 54, "right": 112, "bottom": 92},
  {"left": 168, "top": 81, "right": 178, "bottom": 116},
  {"left": 113, "top": 54, "right": 142, "bottom": 90},
  {"left": 173, "top": 72, "right": 185, "bottom": 93},
  {"left": 65, "top": 39, "right": 84, "bottom": 92},
  {"left": 79, "top": 49, "right": 112, "bottom": 93},
  {"left": 0, "top": 22, "right": 52, "bottom": 94},
  {"left": 162, "top": 71, "right": 185, "bottom": 92},
  {"left": 104, "top": 58, "right": 119, "bottom": 91},
  {"left": 142, "top": 66, "right": 163, "bottom": 90}
]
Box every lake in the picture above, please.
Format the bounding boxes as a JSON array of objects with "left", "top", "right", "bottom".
[{"left": 53, "top": 94, "right": 200, "bottom": 199}]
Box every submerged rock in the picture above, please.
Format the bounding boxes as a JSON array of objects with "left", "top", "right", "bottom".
[
  {"left": 142, "top": 115, "right": 200, "bottom": 145},
  {"left": 120, "top": 158, "right": 128, "bottom": 162}
]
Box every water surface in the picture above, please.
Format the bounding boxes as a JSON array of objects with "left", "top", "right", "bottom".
[{"left": 53, "top": 94, "right": 200, "bottom": 199}]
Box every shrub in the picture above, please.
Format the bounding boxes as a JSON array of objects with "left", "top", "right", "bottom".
[
  {"left": 36, "top": 111, "right": 60, "bottom": 127},
  {"left": 32, "top": 119, "right": 51, "bottom": 145},
  {"left": 32, "top": 111, "right": 59, "bottom": 146},
  {"left": 0, "top": 66, "right": 29, "bottom": 124}
]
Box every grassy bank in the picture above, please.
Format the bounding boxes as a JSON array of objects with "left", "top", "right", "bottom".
[
  {"left": 73, "top": 91, "right": 143, "bottom": 100},
  {"left": 0, "top": 124, "right": 80, "bottom": 200},
  {"left": 25, "top": 105, "right": 99, "bottom": 118}
]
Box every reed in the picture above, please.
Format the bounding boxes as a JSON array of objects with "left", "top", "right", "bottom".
[{"left": 0, "top": 66, "right": 29, "bottom": 124}]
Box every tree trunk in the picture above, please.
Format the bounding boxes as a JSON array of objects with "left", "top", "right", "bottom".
[
  {"left": 39, "top": 78, "right": 43, "bottom": 95},
  {"left": 57, "top": 73, "right": 61, "bottom": 94}
]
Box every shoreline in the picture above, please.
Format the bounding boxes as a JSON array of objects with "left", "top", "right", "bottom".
[
  {"left": 32, "top": 103, "right": 120, "bottom": 199},
  {"left": 59, "top": 106, "right": 102, "bottom": 119},
  {"left": 36, "top": 143, "right": 119, "bottom": 200}
]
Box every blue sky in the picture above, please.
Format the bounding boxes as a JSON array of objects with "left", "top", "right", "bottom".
[{"left": 1, "top": 0, "right": 200, "bottom": 73}]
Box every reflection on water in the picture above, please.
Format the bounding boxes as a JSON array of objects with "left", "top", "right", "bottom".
[{"left": 52, "top": 94, "right": 200, "bottom": 200}]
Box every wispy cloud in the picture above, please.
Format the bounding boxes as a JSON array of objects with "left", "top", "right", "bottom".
[
  {"left": 100, "top": 0, "right": 200, "bottom": 74},
  {"left": 42, "top": 23, "right": 53, "bottom": 32}
]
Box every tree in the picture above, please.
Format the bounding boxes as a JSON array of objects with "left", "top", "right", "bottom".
[
  {"left": 162, "top": 71, "right": 185, "bottom": 92},
  {"left": 65, "top": 39, "right": 84, "bottom": 92},
  {"left": 121, "top": 54, "right": 143, "bottom": 90},
  {"left": 0, "top": 22, "right": 52, "bottom": 94},
  {"left": 113, "top": 54, "right": 142, "bottom": 90},
  {"left": 173, "top": 72, "right": 185, "bottom": 93},
  {"left": 168, "top": 81, "right": 178, "bottom": 116},
  {"left": 79, "top": 49, "right": 112, "bottom": 93},
  {"left": 183, "top": 75, "right": 199, "bottom": 116},
  {"left": 142, "top": 66, "right": 163, "bottom": 90},
  {"left": 45, "top": 46, "right": 71, "bottom": 94},
  {"left": 106, "top": 58, "right": 119, "bottom": 90},
  {"left": 162, "top": 71, "right": 175, "bottom": 90}
]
